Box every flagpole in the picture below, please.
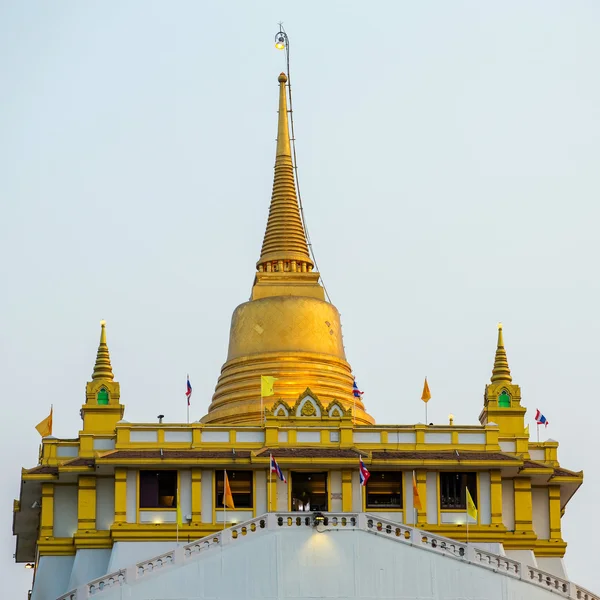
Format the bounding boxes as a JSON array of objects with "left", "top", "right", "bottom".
[
  {"left": 223, "top": 470, "right": 226, "bottom": 531},
  {"left": 268, "top": 456, "right": 272, "bottom": 513},
  {"left": 536, "top": 423, "right": 539, "bottom": 443},
  {"left": 186, "top": 374, "right": 190, "bottom": 425},
  {"left": 176, "top": 485, "right": 179, "bottom": 545}
]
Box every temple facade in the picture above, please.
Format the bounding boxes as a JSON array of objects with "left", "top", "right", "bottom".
[{"left": 12, "top": 73, "right": 591, "bottom": 600}]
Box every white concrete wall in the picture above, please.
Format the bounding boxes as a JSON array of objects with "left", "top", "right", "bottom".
[
  {"left": 53, "top": 485, "right": 78, "bottom": 537},
  {"left": 180, "top": 469, "right": 192, "bottom": 521},
  {"left": 502, "top": 480, "right": 515, "bottom": 530},
  {"left": 426, "top": 472, "right": 438, "bottom": 524},
  {"left": 94, "top": 527, "right": 573, "bottom": 600},
  {"left": 478, "top": 472, "right": 491, "bottom": 525},
  {"left": 67, "top": 548, "right": 111, "bottom": 590},
  {"left": 96, "top": 478, "right": 115, "bottom": 530},
  {"left": 31, "top": 555, "right": 74, "bottom": 600},
  {"left": 126, "top": 469, "right": 137, "bottom": 523},
  {"left": 330, "top": 470, "right": 342, "bottom": 512},
  {"left": 201, "top": 470, "right": 213, "bottom": 523},
  {"left": 277, "top": 471, "right": 289, "bottom": 510},
  {"left": 532, "top": 487, "right": 550, "bottom": 540}
]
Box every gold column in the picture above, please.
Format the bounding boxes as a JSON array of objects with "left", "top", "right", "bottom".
[
  {"left": 77, "top": 476, "right": 96, "bottom": 532},
  {"left": 490, "top": 470, "right": 503, "bottom": 525},
  {"left": 549, "top": 485, "right": 562, "bottom": 540},
  {"left": 513, "top": 478, "right": 533, "bottom": 532},
  {"left": 342, "top": 470, "right": 353, "bottom": 512},
  {"left": 40, "top": 483, "right": 54, "bottom": 538},
  {"left": 114, "top": 468, "right": 127, "bottom": 523},
  {"left": 416, "top": 470, "right": 427, "bottom": 526},
  {"left": 191, "top": 468, "right": 202, "bottom": 524}
]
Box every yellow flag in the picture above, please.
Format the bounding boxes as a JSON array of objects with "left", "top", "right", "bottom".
[
  {"left": 35, "top": 407, "right": 53, "bottom": 438},
  {"left": 261, "top": 375, "right": 277, "bottom": 397},
  {"left": 421, "top": 378, "right": 431, "bottom": 403},
  {"left": 223, "top": 470, "right": 235, "bottom": 509},
  {"left": 466, "top": 487, "right": 478, "bottom": 521},
  {"left": 412, "top": 472, "right": 422, "bottom": 511}
]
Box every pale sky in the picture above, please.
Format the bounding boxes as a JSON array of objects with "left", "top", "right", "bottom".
[{"left": 2, "top": 1, "right": 599, "bottom": 595}]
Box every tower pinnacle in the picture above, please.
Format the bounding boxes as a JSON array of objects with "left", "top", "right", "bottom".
[
  {"left": 256, "top": 72, "right": 313, "bottom": 272},
  {"left": 491, "top": 322, "right": 512, "bottom": 383},
  {"left": 92, "top": 320, "right": 114, "bottom": 381}
]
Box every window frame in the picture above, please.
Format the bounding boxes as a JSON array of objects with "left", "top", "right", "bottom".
[
  {"left": 365, "top": 470, "right": 404, "bottom": 510},
  {"left": 214, "top": 470, "right": 254, "bottom": 510},
  {"left": 438, "top": 471, "right": 478, "bottom": 511},
  {"left": 138, "top": 469, "right": 178, "bottom": 510}
]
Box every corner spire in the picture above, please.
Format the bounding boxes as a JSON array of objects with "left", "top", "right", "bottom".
[
  {"left": 92, "top": 320, "right": 114, "bottom": 381},
  {"left": 256, "top": 72, "right": 313, "bottom": 272},
  {"left": 491, "top": 322, "right": 512, "bottom": 383}
]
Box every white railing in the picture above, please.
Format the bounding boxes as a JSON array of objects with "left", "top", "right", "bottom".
[{"left": 56, "top": 512, "right": 596, "bottom": 600}]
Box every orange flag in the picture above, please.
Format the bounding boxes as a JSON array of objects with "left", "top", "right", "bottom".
[
  {"left": 412, "top": 472, "right": 422, "bottom": 511},
  {"left": 223, "top": 470, "right": 235, "bottom": 509},
  {"left": 35, "top": 406, "right": 53, "bottom": 438},
  {"left": 421, "top": 377, "right": 431, "bottom": 403}
]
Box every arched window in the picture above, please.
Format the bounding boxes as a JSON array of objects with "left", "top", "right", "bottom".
[
  {"left": 97, "top": 387, "right": 109, "bottom": 405},
  {"left": 498, "top": 390, "right": 511, "bottom": 407}
]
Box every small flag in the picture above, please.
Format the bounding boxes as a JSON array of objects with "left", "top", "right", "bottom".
[
  {"left": 421, "top": 377, "right": 431, "bottom": 403},
  {"left": 353, "top": 379, "right": 363, "bottom": 398},
  {"left": 261, "top": 375, "right": 277, "bottom": 397},
  {"left": 359, "top": 457, "right": 370, "bottom": 486},
  {"left": 412, "top": 472, "right": 422, "bottom": 511},
  {"left": 535, "top": 409, "right": 549, "bottom": 428},
  {"left": 185, "top": 376, "right": 192, "bottom": 406},
  {"left": 35, "top": 407, "right": 53, "bottom": 438},
  {"left": 223, "top": 470, "right": 235, "bottom": 509},
  {"left": 466, "top": 487, "right": 478, "bottom": 521},
  {"left": 270, "top": 454, "right": 287, "bottom": 483}
]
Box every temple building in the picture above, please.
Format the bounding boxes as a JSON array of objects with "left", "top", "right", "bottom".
[{"left": 12, "top": 73, "right": 594, "bottom": 600}]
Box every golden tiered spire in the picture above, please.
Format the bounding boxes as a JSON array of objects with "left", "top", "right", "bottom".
[
  {"left": 257, "top": 72, "right": 313, "bottom": 272},
  {"left": 491, "top": 322, "right": 512, "bottom": 383},
  {"left": 92, "top": 320, "right": 114, "bottom": 381}
]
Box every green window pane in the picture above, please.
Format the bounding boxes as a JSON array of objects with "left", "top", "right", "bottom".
[
  {"left": 97, "top": 389, "right": 109, "bottom": 405},
  {"left": 498, "top": 391, "right": 511, "bottom": 407}
]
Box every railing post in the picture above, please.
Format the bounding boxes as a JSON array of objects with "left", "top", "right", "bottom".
[
  {"left": 267, "top": 512, "right": 279, "bottom": 529},
  {"left": 124, "top": 565, "right": 137, "bottom": 585},
  {"left": 357, "top": 513, "right": 368, "bottom": 531}
]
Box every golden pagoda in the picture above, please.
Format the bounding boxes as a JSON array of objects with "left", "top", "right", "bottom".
[
  {"left": 11, "top": 71, "right": 591, "bottom": 600},
  {"left": 204, "top": 72, "right": 374, "bottom": 426}
]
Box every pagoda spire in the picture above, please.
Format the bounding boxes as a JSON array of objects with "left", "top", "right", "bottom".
[
  {"left": 92, "top": 320, "right": 114, "bottom": 381},
  {"left": 256, "top": 72, "right": 313, "bottom": 272},
  {"left": 491, "top": 322, "right": 512, "bottom": 383}
]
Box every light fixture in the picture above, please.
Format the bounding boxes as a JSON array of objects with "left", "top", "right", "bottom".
[
  {"left": 312, "top": 512, "right": 325, "bottom": 528},
  {"left": 274, "top": 25, "right": 288, "bottom": 52},
  {"left": 25, "top": 563, "right": 34, "bottom": 569}
]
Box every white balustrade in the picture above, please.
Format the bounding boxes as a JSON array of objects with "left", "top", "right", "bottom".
[
  {"left": 53, "top": 512, "right": 598, "bottom": 600},
  {"left": 472, "top": 548, "right": 521, "bottom": 577},
  {"left": 574, "top": 585, "right": 600, "bottom": 600},
  {"left": 527, "top": 566, "right": 570, "bottom": 597},
  {"left": 87, "top": 571, "right": 125, "bottom": 596},
  {"left": 136, "top": 550, "right": 176, "bottom": 577}
]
